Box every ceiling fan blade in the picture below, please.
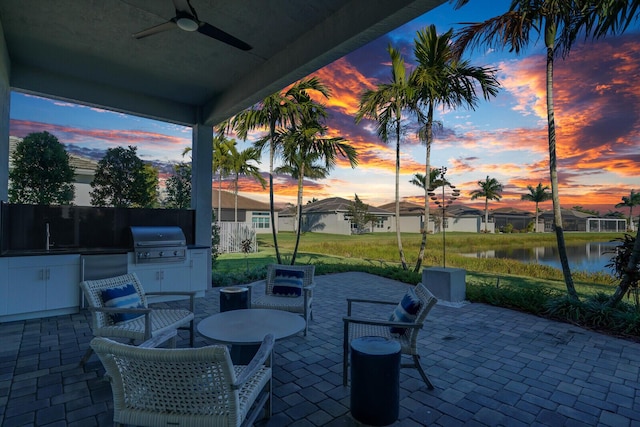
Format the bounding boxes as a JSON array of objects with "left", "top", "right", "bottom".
[
  {"left": 197, "top": 23, "right": 252, "bottom": 51},
  {"left": 132, "top": 20, "right": 177, "bottom": 39},
  {"left": 172, "top": 0, "right": 195, "bottom": 15}
]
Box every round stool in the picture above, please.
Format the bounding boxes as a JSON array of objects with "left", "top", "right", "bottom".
[
  {"left": 219, "top": 286, "right": 249, "bottom": 312},
  {"left": 350, "top": 336, "right": 401, "bottom": 426}
]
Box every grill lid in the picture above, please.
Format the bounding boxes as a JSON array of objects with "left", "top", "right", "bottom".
[
  {"left": 129, "top": 226, "right": 186, "bottom": 247},
  {"left": 130, "top": 226, "right": 187, "bottom": 264}
]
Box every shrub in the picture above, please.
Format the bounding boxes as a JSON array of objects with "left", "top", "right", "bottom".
[
  {"left": 211, "top": 265, "right": 267, "bottom": 287},
  {"left": 467, "top": 280, "right": 561, "bottom": 315}
]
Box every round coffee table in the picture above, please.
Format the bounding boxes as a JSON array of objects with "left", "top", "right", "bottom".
[{"left": 198, "top": 309, "right": 306, "bottom": 363}]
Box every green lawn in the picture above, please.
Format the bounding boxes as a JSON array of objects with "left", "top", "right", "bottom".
[
  {"left": 214, "top": 231, "right": 623, "bottom": 295},
  {"left": 213, "top": 231, "right": 640, "bottom": 339}
]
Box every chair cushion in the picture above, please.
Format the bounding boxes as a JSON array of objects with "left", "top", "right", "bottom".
[
  {"left": 389, "top": 287, "right": 422, "bottom": 335},
  {"left": 272, "top": 268, "right": 304, "bottom": 297},
  {"left": 101, "top": 283, "right": 144, "bottom": 324}
]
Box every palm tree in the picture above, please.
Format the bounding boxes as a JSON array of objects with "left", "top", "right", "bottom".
[
  {"left": 579, "top": 0, "right": 640, "bottom": 308},
  {"left": 410, "top": 170, "right": 449, "bottom": 233},
  {"left": 212, "top": 134, "right": 235, "bottom": 224},
  {"left": 521, "top": 183, "right": 552, "bottom": 232},
  {"left": 233, "top": 77, "right": 331, "bottom": 264},
  {"left": 578, "top": 1, "right": 640, "bottom": 39},
  {"left": 355, "top": 45, "right": 414, "bottom": 270},
  {"left": 228, "top": 145, "right": 266, "bottom": 222},
  {"left": 279, "top": 115, "right": 358, "bottom": 264},
  {"left": 470, "top": 176, "right": 503, "bottom": 232},
  {"left": 450, "top": 0, "right": 594, "bottom": 299},
  {"left": 409, "top": 170, "right": 450, "bottom": 192},
  {"left": 615, "top": 190, "right": 640, "bottom": 232},
  {"left": 410, "top": 24, "right": 499, "bottom": 272}
]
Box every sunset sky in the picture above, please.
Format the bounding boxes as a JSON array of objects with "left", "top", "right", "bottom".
[{"left": 8, "top": 0, "right": 640, "bottom": 215}]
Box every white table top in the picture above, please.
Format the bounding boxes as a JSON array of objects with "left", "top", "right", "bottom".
[{"left": 197, "top": 308, "right": 306, "bottom": 345}]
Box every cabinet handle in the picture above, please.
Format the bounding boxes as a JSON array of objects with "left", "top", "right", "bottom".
[
  {"left": 39, "top": 269, "right": 44, "bottom": 280},
  {"left": 46, "top": 268, "right": 51, "bottom": 281}
]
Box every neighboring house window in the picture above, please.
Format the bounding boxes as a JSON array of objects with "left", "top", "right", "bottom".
[
  {"left": 252, "top": 212, "right": 270, "bottom": 229},
  {"left": 375, "top": 218, "right": 385, "bottom": 228}
]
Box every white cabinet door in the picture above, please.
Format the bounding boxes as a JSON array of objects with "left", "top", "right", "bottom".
[
  {"left": 6, "top": 255, "right": 80, "bottom": 315},
  {"left": 189, "top": 249, "right": 209, "bottom": 292},
  {"left": 6, "top": 264, "right": 47, "bottom": 314},
  {"left": 129, "top": 267, "right": 163, "bottom": 293},
  {"left": 159, "top": 266, "right": 188, "bottom": 292},
  {"left": 46, "top": 261, "right": 81, "bottom": 310},
  {"left": 128, "top": 253, "right": 190, "bottom": 294}
]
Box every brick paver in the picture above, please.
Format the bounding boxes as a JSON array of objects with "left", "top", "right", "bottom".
[{"left": 1, "top": 271, "right": 639, "bottom": 426}]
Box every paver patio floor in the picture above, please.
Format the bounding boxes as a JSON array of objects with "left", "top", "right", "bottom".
[{"left": 1, "top": 272, "right": 640, "bottom": 426}]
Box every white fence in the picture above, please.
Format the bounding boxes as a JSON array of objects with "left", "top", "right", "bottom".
[{"left": 216, "top": 222, "right": 258, "bottom": 254}]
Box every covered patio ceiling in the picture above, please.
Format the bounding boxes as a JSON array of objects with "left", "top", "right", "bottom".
[{"left": 0, "top": 0, "right": 446, "bottom": 127}]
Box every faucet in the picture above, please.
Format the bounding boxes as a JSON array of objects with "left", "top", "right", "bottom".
[{"left": 46, "top": 223, "right": 51, "bottom": 251}]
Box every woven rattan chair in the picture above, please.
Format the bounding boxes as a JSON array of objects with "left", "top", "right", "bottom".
[
  {"left": 342, "top": 283, "right": 438, "bottom": 389},
  {"left": 250, "top": 264, "right": 315, "bottom": 335},
  {"left": 91, "top": 333, "right": 274, "bottom": 427},
  {"left": 79, "top": 273, "right": 195, "bottom": 366}
]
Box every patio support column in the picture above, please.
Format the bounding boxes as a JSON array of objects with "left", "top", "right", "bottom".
[
  {"left": 191, "top": 123, "right": 213, "bottom": 246},
  {"left": 0, "top": 19, "right": 10, "bottom": 202},
  {"left": 192, "top": 122, "right": 213, "bottom": 272}
]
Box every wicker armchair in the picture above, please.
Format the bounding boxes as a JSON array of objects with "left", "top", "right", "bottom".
[
  {"left": 342, "top": 283, "right": 438, "bottom": 389},
  {"left": 250, "top": 264, "right": 315, "bottom": 335},
  {"left": 79, "top": 273, "right": 195, "bottom": 366},
  {"left": 91, "top": 334, "right": 274, "bottom": 427}
]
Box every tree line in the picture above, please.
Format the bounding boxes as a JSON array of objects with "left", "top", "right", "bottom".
[{"left": 8, "top": 131, "right": 192, "bottom": 209}]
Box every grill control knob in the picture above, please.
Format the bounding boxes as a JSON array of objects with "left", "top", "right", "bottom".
[
  {"left": 174, "top": 250, "right": 179, "bottom": 256},
  {"left": 159, "top": 251, "right": 164, "bottom": 257}
]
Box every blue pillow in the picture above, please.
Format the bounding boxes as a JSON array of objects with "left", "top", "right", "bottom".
[
  {"left": 101, "top": 283, "right": 144, "bottom": 324},
  {"left": 272, "top": 269, "right": 304, "bottom": 297},
  {"left": 389, "top": 288, "right": 422, "bottom": 335}
]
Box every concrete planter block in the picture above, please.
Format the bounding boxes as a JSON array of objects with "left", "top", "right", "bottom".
[{"left": 423, "top": 267, "right": 466, "bottom": 303}]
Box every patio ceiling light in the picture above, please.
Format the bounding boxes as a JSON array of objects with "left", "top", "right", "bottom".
[{"left": 177, "top": 17, "right": 198, "bottom": 32}]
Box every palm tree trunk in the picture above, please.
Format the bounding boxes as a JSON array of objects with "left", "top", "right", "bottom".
[
  {"left": 291, "top": 168, "right": 305, "bottom": 265},
  {"left": 395, "top": 122, "right": 407, "bottom": 270},
  {"left": 534, "top": 201, "right": 539, "bottom": 232},
  {"left": 217, "top": 171, "right": 222, "bottom": 224},
  {"left": 546, "top": 45, "right": 578, "bottom": 300},
  {"left": 234, "top": 173, "right": 238, "bottom": 222},
  {"left": 606, "top": 226, "right": 640, "bottom": 307},
  {"left": 484, "top": 198, "right": 489, "bottom": 232},
  {"left": 414, "top": 102, "right": 433, "bottom": 273},
  {"left": 269, "top": 120, "right": 281, "bottom": 264}
]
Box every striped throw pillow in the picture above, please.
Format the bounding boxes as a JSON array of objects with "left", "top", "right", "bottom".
[{"left": 101, "top": 283, "right": 144, "bottom": 324}]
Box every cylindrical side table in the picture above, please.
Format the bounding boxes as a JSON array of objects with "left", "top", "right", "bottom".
[
  {"left": 219, "top": 286, "right": 250, "bottom": 312},
  {"left": 350, "top": 336, "right": 401, "bottom": 426}
]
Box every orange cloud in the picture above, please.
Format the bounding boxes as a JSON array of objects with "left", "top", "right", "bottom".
[{"left": 310, "top": 58, "right": 378, "bottom": 116}]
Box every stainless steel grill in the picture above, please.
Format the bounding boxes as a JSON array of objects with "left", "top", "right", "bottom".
[{"left": 130, "top": 226, "right": 187, "bottom": 264}]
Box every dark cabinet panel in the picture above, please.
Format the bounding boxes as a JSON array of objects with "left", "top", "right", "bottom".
[{"left": 1, "top": 203, "right": 195, "bottom": 253}]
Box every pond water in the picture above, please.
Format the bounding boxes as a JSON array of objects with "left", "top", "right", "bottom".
[{"left": 461, "top": 241, "right": 619, "bottom": 275}]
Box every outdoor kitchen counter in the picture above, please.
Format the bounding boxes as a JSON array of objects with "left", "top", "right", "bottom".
[
  {"left": 1, "top": 244, "right": 210, "bottom": 257},
  {"left": 0, "top": 247, "right": 130, "bottom": 257}
]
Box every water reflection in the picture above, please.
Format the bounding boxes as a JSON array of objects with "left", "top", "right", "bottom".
[{"left": 462, "top": 241, "right": 618, "bottom": 275}]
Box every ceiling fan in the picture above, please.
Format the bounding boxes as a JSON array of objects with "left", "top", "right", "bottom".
[{"left": 132, "top": 0, "right": 252, "bottom": 51}]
